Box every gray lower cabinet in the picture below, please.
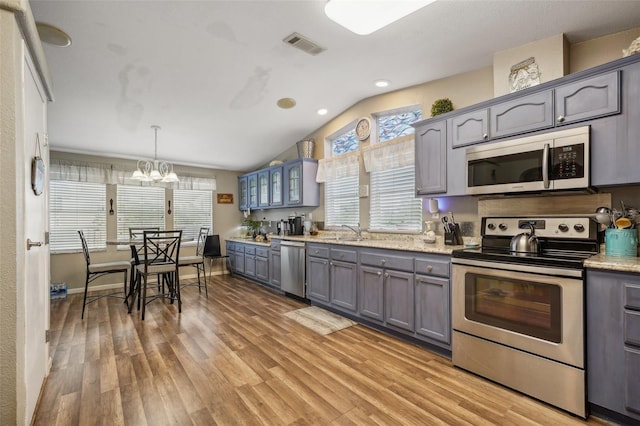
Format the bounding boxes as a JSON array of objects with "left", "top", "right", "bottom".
[
  {"left": 244, "top": 246, "right": 256, "bottom": 278},
  {"left": 233, "top": 245, "right": 245, "bottom": 274},
  {"left": 255, "top": 247, "right": 269, "bottom": 283},
  {"left": 359, "top": 265, "right": 384, "bottom": 323},
  {"left": 415, "top": 120, "right": 447, "bottom": 195},
  {"left": 330, "top": 259, "right": 358, "bottom": 312},
  {"left": 384, "top": 269, "right": 415, "bottom": 332},
  {"left": 307, "top": 244, "right": 330, "bottom": 303},
  {"left": 586, "top": 269, "right": 640, "bottom": 422},
  {"left": 270, "top": 240, "right": 281, "bottom": 288},
  {"left": 415, "top": 275, "right": 450, "bottom": 344}
]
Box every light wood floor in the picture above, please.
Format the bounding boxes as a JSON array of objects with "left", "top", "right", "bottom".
[{"left": 34, "top": 274, "right": 615, "bottom": 425}]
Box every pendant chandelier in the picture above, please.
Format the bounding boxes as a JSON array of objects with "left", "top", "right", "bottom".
[{"left": 131, "top": 125, "right": 179, "bottom": 183}]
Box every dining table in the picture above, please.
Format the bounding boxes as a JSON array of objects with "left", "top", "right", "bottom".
[{"left": 106, "top": 236, "right": 194, "bottom": 310}]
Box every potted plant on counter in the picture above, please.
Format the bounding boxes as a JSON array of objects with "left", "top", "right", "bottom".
[{"left": 242, "top": 217, "right": 262, "bottom": 239}]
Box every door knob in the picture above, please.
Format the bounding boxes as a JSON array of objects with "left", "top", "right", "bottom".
[{"left": 27, "top": 239, "right": 43, "bottom": 250}]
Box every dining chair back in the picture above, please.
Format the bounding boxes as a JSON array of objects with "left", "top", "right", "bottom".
[
  {"left": 131, "top": 230, "right": 182, "bottom": 320},
  {"left": 179, "top": 227, "right": 210, "bottom": 296},
  {"left": 203, "top": 234, "right": 231, "bottom": 279},
  {"left": 78, "top": 230, "right": 131, "bottom": 319}
]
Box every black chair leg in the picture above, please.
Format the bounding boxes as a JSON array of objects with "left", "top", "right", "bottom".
[{"left": 81, "top": 272, "right": 90, "bottom": 319}]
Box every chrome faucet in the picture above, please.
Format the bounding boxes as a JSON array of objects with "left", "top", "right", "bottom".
[{"left": 341, "top": 223, "right": 362, "bottom": 239}]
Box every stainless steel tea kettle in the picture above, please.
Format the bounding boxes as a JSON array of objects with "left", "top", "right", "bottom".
[{"left": 510, "top": 222, "right": 540, "bottom": 254}]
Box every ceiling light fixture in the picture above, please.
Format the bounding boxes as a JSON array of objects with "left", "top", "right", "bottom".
[
  {"left": 131, "top": 125, "right": 179, "bottom": 183},
  {"left": 374, "top": 79, "right": 390, "bottom": 88},
  {"left": 317, "top": 108, "right": 328, "bottom": 116},
  {"left": 324, "top": 0, "right": 435, "bottom": 35},
  {"left": 277, "top": 97, "right": 297, "bottom": 109},
  {"left": 35, "top": 22, "right": 72, "bottom": 47}
]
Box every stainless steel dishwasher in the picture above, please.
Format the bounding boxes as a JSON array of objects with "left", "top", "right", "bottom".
[{"left": 281, "top": 240, "right": 306, "bottom": 298}]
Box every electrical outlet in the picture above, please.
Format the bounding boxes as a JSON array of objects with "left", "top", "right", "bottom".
[
  {"left": 359, "top": 185, "right": 369, "bottom": 197},
  {"left": 459, "top": 221, "right": 475, "bottom": 236}
]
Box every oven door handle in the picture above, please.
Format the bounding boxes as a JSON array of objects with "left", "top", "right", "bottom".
[
  {"left": 451, "top": 257, "right": 583, "bottom": 278},
  {"left": 542, "top": 143, "right": 550, "bottom": 189}
]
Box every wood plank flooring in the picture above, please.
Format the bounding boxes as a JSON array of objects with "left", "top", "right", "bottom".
[{"left": 35, "top": 275, "right": 615, "bottom": 425}]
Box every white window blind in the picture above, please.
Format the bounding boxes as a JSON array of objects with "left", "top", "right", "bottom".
[
  {"left": 369, "top": 165, "right": 422, "bottom": 232},
  {"left": 325, "top": 175, "right": 359, "bottom": 227},
  {"left": 116, "top": 185, "right": 165, "bottom": 239},
  {"left": 49, "top": 181, "right": 107, "bottom": 252},
  {"left": 173, "top": 189, "right": 213, "bottom": 240}
]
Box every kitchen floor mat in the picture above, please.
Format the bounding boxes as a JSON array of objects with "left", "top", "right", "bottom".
[{"left": 284, "top": 306, "right": 356, "bottom": 335}]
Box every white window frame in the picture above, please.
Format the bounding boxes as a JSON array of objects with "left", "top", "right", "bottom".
[
  {"left": 324, "top": 121, "right": 360, "bottom": 228},
  {"left": 116, "top": 185, "right": 166, "bottom": 240},
  {"left": 172, "top": 189, "right": 213, "bottom": 241},
  {"left": 49, "top": 181, "right": 107, "bottom": 253},
  {"left": 368, "top": 106, "right": 423, "bottom": 233}
]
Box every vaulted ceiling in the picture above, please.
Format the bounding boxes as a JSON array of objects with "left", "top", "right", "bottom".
[{"left": 30, "top": 0, "right": 640, "bottom": 172}]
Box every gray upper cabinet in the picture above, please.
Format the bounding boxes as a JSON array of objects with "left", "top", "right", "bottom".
[
  {"left": 415, "top": 120, "right": 447, "bottom": 195},
  {"left": 450, "top": 108, "right": 490, "bottom": 148},
  {"left": 238, "top": 159, "right": 318, "bottom": 211},
  {"left": 257, "top": 170, "right": 270, "bottom": 208},
  {"left": 490, "top": 90, "right": 554, "bottom": 139},
  {"left": 555, "top": 70, "right": 620, "bottom": 126}
]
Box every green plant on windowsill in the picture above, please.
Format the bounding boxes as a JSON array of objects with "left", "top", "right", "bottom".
[{"left": 431, "top": 98, "right": 454, "bottom": 117}]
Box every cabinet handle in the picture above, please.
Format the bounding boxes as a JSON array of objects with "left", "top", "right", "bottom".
[
  {"left": 483, "top": 133, "right": 488, "bottom": 139},
  {"left": 557, "top": 115, "right": 565, "bottom": 123},
  {"left": 381, "top": 259, "right": 386, "bottom": 265},
  {"left": 340, "top": 254, "right": 344, "bottom": 259},
  {"left": 427, "top": 265, "right": 433, "bottom": 272},
  {"left": 314, "top": 250, "right": 319, "bottom": 254},
  {"left": 384, "top": 273, "right": 389, "bottom": 278},
  {"left": 324, "top": 260, "right": 328, "bottom": 265},
  {"left": 377, "top": 271, "right": 382, "bottom": 276},
  {"left": 329, "top": 261, "right": 333, "bottom": 266}
]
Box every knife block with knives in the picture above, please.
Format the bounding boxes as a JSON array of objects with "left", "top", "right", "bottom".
[{"left": 443, "top": 212, "right": 464, "bottom": 245}]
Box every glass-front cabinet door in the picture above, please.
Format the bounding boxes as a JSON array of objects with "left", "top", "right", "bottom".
[
  {"left": 270, "top": 166, "right": 283, "bottom": 207},
  {"left": 238, "top": 176, "right": 248, "bottom": 210},
  {"left": 258, "top": 170, "right": 269, "bottom": 208},
  {"left": 285, "top": 162, "right": 301, "bottom": 205},
  {"left": 248, "top": 173, "right": 258, "bottom": 208}
]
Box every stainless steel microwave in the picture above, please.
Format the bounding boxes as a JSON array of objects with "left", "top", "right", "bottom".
[{"left": 465, "top": 126, "right": 590, "bottom": 195}]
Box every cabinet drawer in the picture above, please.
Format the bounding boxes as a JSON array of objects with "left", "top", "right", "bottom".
[
  {"left": 360, "top": 251, "right": 414, "bottom": 272},
  {"left": 331, "top": 247, "right": 357, "bottom": 263},
  {"left": 270, "top": 239, "right": 281, "bottom": 251},
  {"left": 244, "top": 246, "right": 256, "bottom": 255},
  {"left": 415, "top": 256, "right": 450, "bottom": 278},
  {"left": 308, "top": 243, "right": 329, "bottom": 259},
  {"left": 234, "top": 245, "right": 245, "bottom": 254},
  {"left": 226, "top": 242, "right": 235, "bottom": 253},
  {"left": 625, "top": 310, "right": 640, "bottom": 348},
  {"left": 626, "top": 284, "right": 640, "bottom": 311},
  {"left": 256, "top": 247, "right": 269, "bottom": 258}
]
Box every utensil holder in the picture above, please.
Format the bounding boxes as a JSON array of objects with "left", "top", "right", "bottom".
[
  {"left": 605, "top": 228, "right": 638, "bottom": 257},
  {"left": 445, "top": 223, "right": 464, "bottom": 246}
]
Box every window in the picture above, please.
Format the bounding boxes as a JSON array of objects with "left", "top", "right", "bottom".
[
  {"left": 116, "top": 185, "right": 165, "bottom": 239},
  {"left": 173, "top": 189, "right": 213, "bottom": 240},
  {"left": 368, "top": 107, "right": 422, "bottom": 232},
  {"left": 49, "top": 181, "right": 107, "bottom": 252},
  {"left": 323, "top": 123, "right": 360, "bottom": 227}
]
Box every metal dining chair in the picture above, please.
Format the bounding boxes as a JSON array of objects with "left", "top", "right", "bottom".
[
  {"left": 178, "top": 227, "right": 210, "bottom": 296},
  {"left": 78, "top": 230, "right": 131, "bottom": 319},
  {"left": 129, "top": 230, "right": 182, "bottom": 320}
]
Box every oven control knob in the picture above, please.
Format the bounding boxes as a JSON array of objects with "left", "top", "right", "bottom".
[
  {"left": 574, "top": 224, "right": 585, "bottom": 232},
  {"left": 498, "top": 223, "right": 508, "bottom": 231},
  {"left": 487, "top": 223, "right": 496, "bottom": 230},
  {"left": 558, "top": 224, "right": 569, "bottom": 232}
]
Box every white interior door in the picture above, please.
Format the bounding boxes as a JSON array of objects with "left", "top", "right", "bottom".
[{"left": 21, "top": 50, "right": 49, "bottom": 424}]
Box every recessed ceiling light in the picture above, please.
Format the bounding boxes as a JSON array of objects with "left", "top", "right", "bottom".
[
  {"left": 277, "top": 98, "right": 296, "bottom": 109},
  {"left": 317, "top": 108, "right": 328, "bottom": 116},
  {"left": 375, "top": 80, "right": 390, "bottom": 88},
  {"left": 324, "top": 0, "right": 435, "bottom": 35}
]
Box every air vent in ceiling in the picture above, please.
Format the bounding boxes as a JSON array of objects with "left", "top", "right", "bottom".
[{"left": 283, "top": 32, "right": 326, "bottom": 56}]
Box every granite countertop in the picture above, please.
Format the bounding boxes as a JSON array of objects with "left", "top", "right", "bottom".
[
  {"left": 230, "top": 233, "right": 466, "bottom": 255},
  {"left": 584, "top": 253, "right": 640, "bottom": 273}
]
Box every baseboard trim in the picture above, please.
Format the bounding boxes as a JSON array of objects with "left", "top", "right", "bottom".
[{"left": 69, "top": 270, "right": 229, "bottom": 294}]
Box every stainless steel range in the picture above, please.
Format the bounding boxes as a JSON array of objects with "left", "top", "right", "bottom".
[{"left": 451, "top": 215, "right": 599, "bottom": 418}]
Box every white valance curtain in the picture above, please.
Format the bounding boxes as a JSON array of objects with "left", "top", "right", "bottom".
[
  {"left": 315, "top": 151, "right": 360, "bottom": 182},
  {"left": 362, "top": 135, "right": 414, "bottom": 172},
  {"left": 49, "top": 159, "right": 217, "bottom": 190}
]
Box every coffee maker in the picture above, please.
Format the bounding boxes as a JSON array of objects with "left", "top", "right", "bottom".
[{"left": 288, "top": 216, "right": 304, "bottom": 235}]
